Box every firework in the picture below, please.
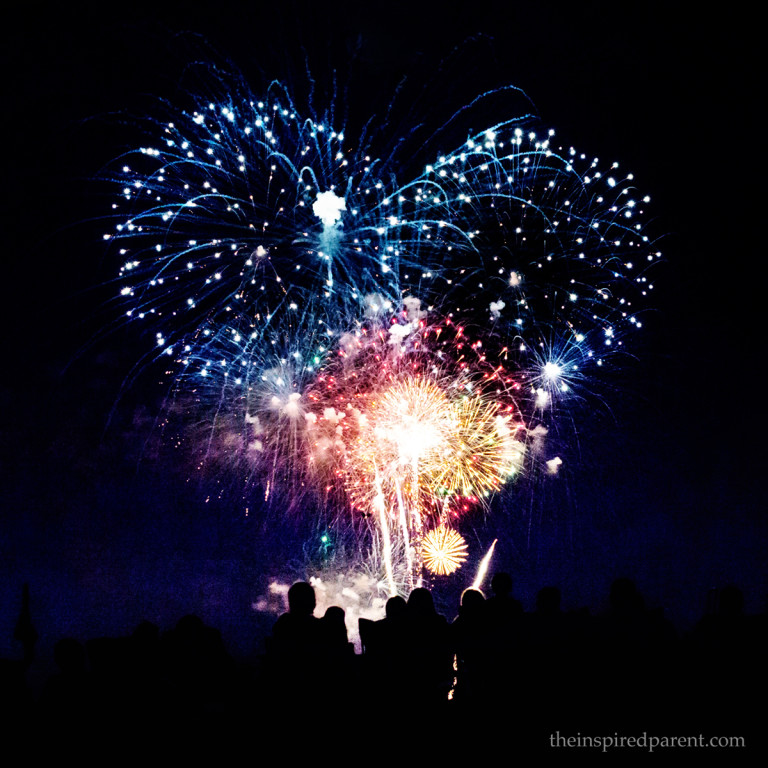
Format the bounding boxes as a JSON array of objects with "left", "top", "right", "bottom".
[
  {"left": 107, "top": 75, "right": 658, "bottom": 402},
  {"left": 104, "top": 67, "right": 660, "bottom": 584},
  {"left": 472, "top": 539, "right": 498, "bottom": 590},
  {"left": 302, "top": 310, "right": 525, "bottom": 587},
  {"left": 422, "top": 526, "right": 469, "bottom": 576}
]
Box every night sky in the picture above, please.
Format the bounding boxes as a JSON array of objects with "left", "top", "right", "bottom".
[{"left": 2, "top": 1, "right": 764, "bottom": 661}]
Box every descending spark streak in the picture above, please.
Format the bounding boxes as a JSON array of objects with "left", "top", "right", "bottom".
[{"left": 372, "top": 472, "right": 397, "bottom": 596}]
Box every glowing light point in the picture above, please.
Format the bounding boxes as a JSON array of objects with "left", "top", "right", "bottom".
[
  {"left": 490, "top": 300, "right": 505, "bottom": 319},
  {"left": 546, "top": 456, "right": 563, "bottom": 475}
]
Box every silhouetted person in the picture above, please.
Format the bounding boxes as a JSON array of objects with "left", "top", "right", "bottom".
[
  {"left": 268, "top": 581, "right": 325, "bottom": 703},
  {"left": 482, "top": 572, "right": 524, "bottom": 695},
  {"left": 692, "top": 584, "right": 751, "bottom": 660},
  {"left": 1, "top": 586, "right": 37, "bottom": 722},
  {"left": 451, "top": 588, "right": 489, "bottom": 702},
  {"left": 379, "top": 595, "right": 408, "bottom": 659},
  {"left": 404, "top": 588, "right": 452, "bottom": 704},
  {"left": 599, "top": 578, "right": 649, "bottom": 654},
  {"left": 452, "top": 588, "right": 486, "bottom": 632},
  {"left": 321, "top": 605, "right": 356, "bottom": 701},
  {"left": 359, "top": 594, "right": 409, "bottom": 706},
  {"left": 160, "top": 613, "right": 234, "bottom": 719},
  {"left": 271, "top": 581, "right": 323, "bottom": 655},
  {"left": 526, "top": 586, "right": 566, "bottom": 651},
  {"left": 525, "top": 586, "right": 566, "bottom": 658},
  {"left": 685, "top": 584, "right": 765, "bottom": 732},
  {"left": 129, "top": 620, "right": 161, "bottom": 675},
  {"left": 322, "top": 605, "right": 352, "bottom": 657},
  {"left": 589, "top": 578, "right": 664, "bottom": 726},
  {"left": 485, "top": 572, "right": 523, "bottom": 629},
  {"left": 523, "top": 586, "right": 570, "bottom": 716}
]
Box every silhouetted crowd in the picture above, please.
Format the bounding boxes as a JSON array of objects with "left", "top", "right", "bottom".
[{"left": 2, "top": 577, "right": 767, "bottom": 735}]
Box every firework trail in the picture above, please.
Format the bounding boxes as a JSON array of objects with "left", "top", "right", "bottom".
[{"left": 104, "top": 66, "right": 660, "bottom": 588}]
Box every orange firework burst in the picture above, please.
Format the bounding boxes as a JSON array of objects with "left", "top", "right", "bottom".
[
  {"left": 426, "top": 394, "right": 525, "bottom": 501},
  {"left": 422, "top": 525, "right": 469, "bottom": 575}
]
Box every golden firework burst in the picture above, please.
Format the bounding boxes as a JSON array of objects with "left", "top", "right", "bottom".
[
  {"left": 427, "top": 395, "right": 525, "bottom": 500},
  {"left": 422, "top": 525, "right": 468, "bottom": 575}
]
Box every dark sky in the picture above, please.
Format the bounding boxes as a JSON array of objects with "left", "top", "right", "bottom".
[{"left": 2, "top": 1, "right": 764, "bottom": 651}]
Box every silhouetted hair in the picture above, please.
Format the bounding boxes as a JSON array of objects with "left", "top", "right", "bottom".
[
  {"left": 407, "top": 588, "right": 436, "bottom": 616},
  {"left": 386, "top": 595, "right": 407, "bottom": 620},
  {"left": 461, "top": 588, "right": 485, "bottom": 609},
  {"left": 288, "top": 581, "right": 316, "bottom": 615}
]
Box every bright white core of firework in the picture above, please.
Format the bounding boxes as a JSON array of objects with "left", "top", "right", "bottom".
[{"left": 313, "top": 190, "right": 346, "bottom": 227}]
